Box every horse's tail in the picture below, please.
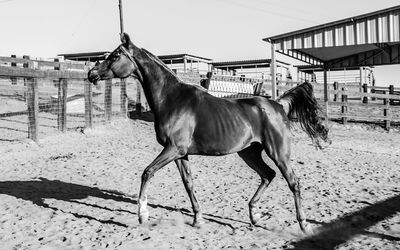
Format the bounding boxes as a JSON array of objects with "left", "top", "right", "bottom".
[{"left": 277, "top": 81, "right": 330, "bottom": 148}]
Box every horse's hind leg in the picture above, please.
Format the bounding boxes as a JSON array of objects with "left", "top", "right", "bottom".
[
  {"left": 276, "top": 160, "right": 309, "bottom": 232},
  {"left": 175, "top": 159, "right": 203, "bottom": 226},
  {"left": 264, "top": 137, "right": 310, "bottom": 233},
  {"left": 238, "top": 144, "right": 276, "bottom": 226}
]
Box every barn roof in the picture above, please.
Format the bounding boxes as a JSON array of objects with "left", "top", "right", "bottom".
[
  {"left": 58, "top": 52, "right": 110, "bottom": 62},
  {"left": 263, "top": 5, "right": 400, "bottom": 69},
  {"left": 158, "top": 54, "right": 212, "bottom": 64}
]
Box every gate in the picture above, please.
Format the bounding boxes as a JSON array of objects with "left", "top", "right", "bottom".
[{"left": 204, "top": 75, "right": 264, "bottom": 98}]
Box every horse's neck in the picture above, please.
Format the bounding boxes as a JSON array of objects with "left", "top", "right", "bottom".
[{"left": 135, "top": 49, "right": 181, "bottom": 115}]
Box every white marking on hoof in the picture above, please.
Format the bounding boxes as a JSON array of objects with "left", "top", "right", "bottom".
[
  {"left": 138, "top": 198, "right": 149, "bottom": 224},
  {"left": 138, "top": 209, "right": 149, "bottom": 224},
  {"left": 251, "top": 213, "right": 261, "bottom": 225}
]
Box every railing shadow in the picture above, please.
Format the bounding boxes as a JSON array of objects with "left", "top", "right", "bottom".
[
  {"left": 0, "top": 178, "right": 240, "bottom": 229},
  {"left": 0, "top": 178, "right": 135, "bottom": 227},
  {"left": 292, "top": 194, "right": 400, "bottom": 250}
]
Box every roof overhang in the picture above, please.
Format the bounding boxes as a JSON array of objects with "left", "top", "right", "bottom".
[
  {"left": 58, "top": 52, "right": 110, "bottom": 62},
  {"left": 158, "top": 54, "right": 212, "bottom": 64}
]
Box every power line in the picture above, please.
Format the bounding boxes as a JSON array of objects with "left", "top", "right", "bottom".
[
  {"left": 255, "top": 0, "right": 337, "bottom": 21},
  {"left": 215, "top": 0, "right": 318, "bottom": 24}
]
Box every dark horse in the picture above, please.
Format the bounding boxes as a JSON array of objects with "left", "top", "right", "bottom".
[{"left": 88, "top": 33, "right": 329, "bottom": 233}]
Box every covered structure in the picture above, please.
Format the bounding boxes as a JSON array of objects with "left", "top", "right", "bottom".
[
  {"left": 158, "top": 54, "right": 212, "bottom": 73},
  {"left": 58, "top": 52, "right": 110, "bottom": 62},
  {"left": 295, "top": 65, "right": 375, "bottom": 87},
  {"left": 58, "top": 52, "right": 212, "bottom": 73},
  {"left": 211, "top": 59, "right": 290, "bottom": 79},
  {"left": 264, "top": 5, "right": 400, "bottom": 100}
]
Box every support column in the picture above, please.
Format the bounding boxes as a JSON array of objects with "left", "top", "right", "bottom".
[
  {"left": 183, "top": 56, "right": 187, "bottom": 73},
  {"left": 323, "top": 68, "right": 329, "bottom": 118},
  {"left": 270, "top": 42, "right": 277, "bottom": 100}
]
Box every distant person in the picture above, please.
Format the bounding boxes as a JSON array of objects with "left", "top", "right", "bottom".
[{"left": 200, "top": 72, "right": 213, "bottom": 90}]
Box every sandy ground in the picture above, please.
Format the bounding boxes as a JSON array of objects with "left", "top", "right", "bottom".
[{"left": 0, "top": 116, "right": 399, "bottom": 250}]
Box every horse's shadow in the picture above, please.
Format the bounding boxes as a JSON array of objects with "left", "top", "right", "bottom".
[
  {"left": 128, "top": 110, "right": 154, "bottom": 122},
  {"left": 0, "top": 178, "right": 241, "bottom": 229}
]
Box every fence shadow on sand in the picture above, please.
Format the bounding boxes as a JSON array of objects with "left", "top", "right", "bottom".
[
  {"left": 1, "top": 178, "right": 399, "bottom": 245},
  {"left": 0, "top": 178, "right": 241, "bottom": 229},
  {"left": 291, "top": 194, "right": 400, "bottom": 250}
]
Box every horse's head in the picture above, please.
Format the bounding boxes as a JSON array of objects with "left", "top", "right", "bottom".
[{"left": 88, "top": 33, "right": 143, "bottom": 84}]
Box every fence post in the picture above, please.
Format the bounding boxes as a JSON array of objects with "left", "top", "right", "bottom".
[
  {"left": 11, "top": 55, "right": 17, "bottom": 85},
  {"left": 27, "top": 78, "right": 38, "bottom": 141},
  {"left": 57, "top": 79, "right": 67, "bottom": 132},
  {"left": 54, "top": 58, "right": 60, "bottom": 70},
  {"left": 136, "top": 81, "right": 142, "bottom": 115},
  {"left": 389, "top": 85, "right": 394, "bottom": 105},
  {"left": 341, "top": 87, "right": 348, "bottom": 125},
  {"left": 120, "top": 78, "right": 127, "bottom": 117},
  {"left": 22, "top": 55, "right": 31, "bottom": 103},
  {"left": 253, "top": 81, "right": 263, "bottom": 96},
  {"left": 105, "top": 79, "right": 112, "bottom": 122},
  {"left": 371, "top": 88, "right": 376, "bottom": 101},
  {"left": 333, "top": 81, "right": 338, "bottom": 102},
  {"left": 362, "top": 83, "right": 368, "bottom": 104},
  {"left": 384, "top": 98, "right": 391, "bottom": 131},
  {"left": 276, "top": 80, "right": 280, "bottom": 97},
  {"left": 84, "top": 80, "right": 93, "bottom": 128}
]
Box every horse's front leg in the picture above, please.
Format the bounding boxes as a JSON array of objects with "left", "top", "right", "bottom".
[
  {"left": 138, "top": 146, "right": 183, "bottom": 224},
  {"left": 175, "top": 159, "right": 203, "bottom": 227}
]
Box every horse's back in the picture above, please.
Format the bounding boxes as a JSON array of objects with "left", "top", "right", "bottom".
[{"left": 182, "top": 87, "right": 285, "bottom": 155}]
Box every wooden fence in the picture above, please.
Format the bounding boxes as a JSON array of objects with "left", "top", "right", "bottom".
[
  {"left": 261, "top": 80, "right": 400, "bottom": 130},
  {"left": 0, "top": 55, "right": 147, "bottom": 142},
  {"left": 1, "top": 55, "right": 399, "bottom": 143}
]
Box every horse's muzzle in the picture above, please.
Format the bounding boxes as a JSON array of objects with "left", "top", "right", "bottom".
[{"left": 87, "top": 69, "right": 99, "bottom": 84}]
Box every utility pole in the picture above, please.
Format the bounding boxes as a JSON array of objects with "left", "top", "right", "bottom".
[{"left": 118, "top": 0, "right": 124, "bottom": 36}]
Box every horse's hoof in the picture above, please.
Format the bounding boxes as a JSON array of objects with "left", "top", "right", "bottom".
[
  {"left": 138, "top": 210, "right": 149, "bottom": 224},
  {"left": 192, "top": 217, "right": 205, "bottom": 228},
  {"left": 300, "top": 221, "right": 314, "bottom": 235},
  {"left": 250, "top": 213, "right": 261, "bottom": 226}
]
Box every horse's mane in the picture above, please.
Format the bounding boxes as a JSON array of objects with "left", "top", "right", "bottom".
[{"left": 140, "top": 48, "right": 182, "bottom": 82}]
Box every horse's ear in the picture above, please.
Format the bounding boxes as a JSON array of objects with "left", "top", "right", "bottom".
[{"left": 120, "top": 33, "right": 131, "bottom": 45}]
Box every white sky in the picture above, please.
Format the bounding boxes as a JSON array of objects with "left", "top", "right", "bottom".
[{"left": 0, "top": 0, "right": 400, "bottom": 85}]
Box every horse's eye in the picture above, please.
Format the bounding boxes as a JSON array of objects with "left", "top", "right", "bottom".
[{"left": 112, "top": 55, "right": 120, "bottom": 62}]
